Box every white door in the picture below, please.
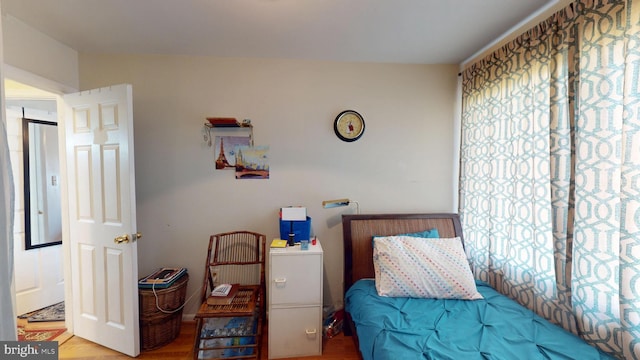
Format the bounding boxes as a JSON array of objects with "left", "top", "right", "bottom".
[{"left": 63, "top": 84, "right": 140, "bottom": 357}]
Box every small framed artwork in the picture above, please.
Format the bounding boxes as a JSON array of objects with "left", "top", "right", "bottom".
[
  {"left": 213, "top": 135, "right": 251, "bottom": 170},
  {"left": 235, "top": 145, "right": 269, "bottom": 179}
]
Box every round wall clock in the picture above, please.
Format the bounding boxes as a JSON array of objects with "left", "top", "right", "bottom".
[{"left": 334, "top": 110, "right": 365, "bottom": 142}]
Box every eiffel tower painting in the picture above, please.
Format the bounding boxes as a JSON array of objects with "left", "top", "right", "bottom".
[
  {"left": 215, "top": 138, "right": 230, "bottom": 169},
  {"left": 213, "top": 135, "right": 251, "bottom": 170}
]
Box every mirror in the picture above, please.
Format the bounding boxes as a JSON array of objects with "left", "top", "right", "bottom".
[{"left": 23, "top": 117, "right": 62, "bottom": 249}]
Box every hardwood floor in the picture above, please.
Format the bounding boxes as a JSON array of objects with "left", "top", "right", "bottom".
[{"left": 57, "top": 321, "right": 361, "bottom": 359}]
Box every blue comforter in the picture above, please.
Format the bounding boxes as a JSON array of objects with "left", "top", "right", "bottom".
[{"left": 345, "top": 279, "right": 615, "bottom": 360}]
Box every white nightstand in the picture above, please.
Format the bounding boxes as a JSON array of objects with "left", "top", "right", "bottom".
[{"left": 268, "top": 240, "right": 323, "bottom": 359}]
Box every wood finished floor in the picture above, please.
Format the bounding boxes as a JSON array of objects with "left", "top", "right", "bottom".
[{"left": 57, "top": 321, "right": 361, "bottom": 359}]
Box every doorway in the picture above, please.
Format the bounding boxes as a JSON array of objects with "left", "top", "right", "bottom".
[
  {"left": 6, "top": 79, "right": 67, "bottom": 335},
  {"left": 4, "top": 73, "right": 141, "bottom": 355}
]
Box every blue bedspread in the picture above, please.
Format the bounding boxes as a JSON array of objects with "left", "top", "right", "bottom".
[{"left": 345, "top": 279, "right": 615, "bottom": 360}]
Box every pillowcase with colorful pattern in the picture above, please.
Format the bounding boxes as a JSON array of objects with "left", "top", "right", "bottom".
[{"left": 373, "top": 235, "right": 482, "bottom": 300}]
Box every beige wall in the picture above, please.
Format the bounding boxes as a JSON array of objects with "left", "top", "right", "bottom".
[
  {"left": 1, "top": 12, "right": 459, "bottom": 316},
  {"left": 2, "top": 14, "right": 79, "bottom": 90},
  {"left": 79, "top": 54, "right": 459, "bottom": 315}
]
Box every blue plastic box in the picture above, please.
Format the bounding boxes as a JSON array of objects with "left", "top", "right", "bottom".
[{"left": 279, "top": 216, "right": 311, "bottom": 242}]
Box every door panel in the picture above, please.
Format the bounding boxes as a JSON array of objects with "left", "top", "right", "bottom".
[{"left": 64, "top": 84, "right": 139, "bottom": 357}]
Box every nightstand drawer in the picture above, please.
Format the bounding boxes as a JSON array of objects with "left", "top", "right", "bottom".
[
  {"left": 270, "top": 252, "right": 322, "bottom": 305},
  {"left": 268, "top": 306, "right": 322, "bottom": 359}
]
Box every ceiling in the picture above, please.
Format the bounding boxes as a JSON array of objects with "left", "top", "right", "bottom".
[{"left": 1, "top": 0, "right": 558, "bottom": 65}]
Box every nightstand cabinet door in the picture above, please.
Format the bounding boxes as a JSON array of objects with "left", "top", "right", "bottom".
[
  {"left": 268, "top": 240, "right": 323, "bottom": 359},
  {"left": 268, "top": 306, "right": 322, "bottom": 359},
  {"left": 270, "top": 251, "right": 322, "bottom": 305}
]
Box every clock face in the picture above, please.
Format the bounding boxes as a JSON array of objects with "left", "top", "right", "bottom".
[{"left": 334, "top": 110, "right": 365, "bottom": 142}]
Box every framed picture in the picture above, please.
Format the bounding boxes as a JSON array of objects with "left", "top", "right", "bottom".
[
  {"left": 213, "top": 135, "right": 251, "bottom": 170},
  {"left": 235, "top": 145, "right": 269, "bottom": 179}
]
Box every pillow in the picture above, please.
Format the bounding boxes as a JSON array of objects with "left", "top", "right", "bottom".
[
  {"left": 399, "top": 228, "right": 440, "bottom": 238},
  {"left": 373, "top": 235, "right": 482, "bottom": 300}
]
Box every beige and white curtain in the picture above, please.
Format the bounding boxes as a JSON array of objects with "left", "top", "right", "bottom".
[
  {"left": 460, "top": 1, "right": 640, "bottom": 359},
  {"left": 0, "top": 11, "right": 17, "bottom": 340},
  {"left": 0, "top": 101, "right": 17, "bottom": 341},
  {"left": 0, "top": 99, "right": 17, "bottom": 340}
]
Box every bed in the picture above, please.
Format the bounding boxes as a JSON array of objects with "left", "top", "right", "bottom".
[{"left": 342, "top": 213, "right": 615, "bottom": 360}]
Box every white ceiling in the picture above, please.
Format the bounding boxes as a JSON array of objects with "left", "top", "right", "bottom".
[{"left": 2, "top": 0, "right": 557, "bottom": 64}]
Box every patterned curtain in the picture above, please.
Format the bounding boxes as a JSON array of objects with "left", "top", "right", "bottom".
[{"left": 459, "top": 1, "right": 640, "bottom": 359}]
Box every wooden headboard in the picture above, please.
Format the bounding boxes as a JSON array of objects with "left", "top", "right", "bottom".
[
  {"left": 342, "top": 213, "right": 462, "bottom": 290},
  {"left": 341, "top": 213, "right": 463, "bottom": 338}
]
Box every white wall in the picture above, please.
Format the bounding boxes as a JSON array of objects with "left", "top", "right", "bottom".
[{"left": 79, "top": 54, "right": 459, "bottom": 315}]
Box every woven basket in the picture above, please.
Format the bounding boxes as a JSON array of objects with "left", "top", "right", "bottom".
[
  {"left": 140, "top": 310, "right": 183, "bottom": 351},
  {"left": 139, "top": 274, "right": 188, "bottom": 351},
  {"left": 139, "top": 274, "right": 189, "bottom": 316}
]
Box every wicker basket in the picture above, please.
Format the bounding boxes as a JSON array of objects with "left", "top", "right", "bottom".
[{"left": 139, "top": 274, "right": 188, "bottom": 351}]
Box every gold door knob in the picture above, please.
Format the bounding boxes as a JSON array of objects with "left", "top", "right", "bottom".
[
  {"left": 114, "top": 232, "right": 142, "bottom": 244},
  {"left": 114, "top": 234, "right": 130, "bottom": 244}
]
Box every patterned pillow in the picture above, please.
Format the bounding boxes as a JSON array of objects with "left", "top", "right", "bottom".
[{"left": 373, "top": 235, "right": 483, "bottom": 300}]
